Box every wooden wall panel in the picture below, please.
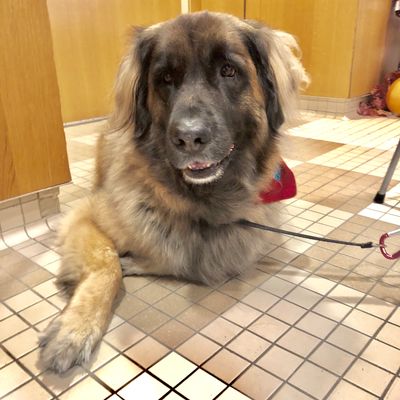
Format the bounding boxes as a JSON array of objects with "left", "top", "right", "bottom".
[
  {"left": 350, "top": 0, "right": 391, "bottom": 97},
  {"left": 190, "top": 0, "right": 244, "bottom": 18},
  {"left": 0, "top": 0, "right": 70, "bottom": 201},
  {"left": 246, "top": 0, "right": 359, "bottom": 98},
  {"left": 47, "top": 0, "right": 181, "bottom": 123}
]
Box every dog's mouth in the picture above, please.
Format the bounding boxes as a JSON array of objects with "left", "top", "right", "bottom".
[{"left": 181, "top": 144, "right": 235, "bottom": 184}]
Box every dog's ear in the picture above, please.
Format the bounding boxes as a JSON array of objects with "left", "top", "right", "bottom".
[
  {"left": 111, "top": 27, "right": 156, "bottom": 137},
  {"left": 242, "top": 21, "right": 309, "bottom": 133}
]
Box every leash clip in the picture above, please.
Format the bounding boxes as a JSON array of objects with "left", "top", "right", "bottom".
[{"left": 380, "top": 228, "right": 400, "bottom": 260}]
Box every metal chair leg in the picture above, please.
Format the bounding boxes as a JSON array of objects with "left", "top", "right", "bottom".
[{"left": 374, "top": 138, "right": 400, "bottom": 204}]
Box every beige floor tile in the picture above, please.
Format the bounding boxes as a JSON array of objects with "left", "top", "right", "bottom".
[
  {"left": 176, "top": 304, "right": 217, "bottom": 330},
  {"left": 38, "top": 366, "right": 87, "bottom": 395},
  {"left": 177, "top": 334, "right": 219, "bottom": 365},
  {"left": 19, "top": 300, "right": 58, "bottom": 325},
  {"left": 203, "top": 349, "right": 249, "bottom": 383},
  {"left": 296, "top": 312, "right": 337, "bottom": 339},
  {"left": 272, "top": 384, "right": 314, "bottom": 400},
  {"left": 357, "top": 295, "right": 396, "bottom": 320},
  {"left": 257, "top": 345, "right": 303, "bottom": 379},
  {"left": 162, "top": 392, "right": 186, "bottom": 400},
  {"left": 237, "top": 268, "right": 271, "bottom": 286},
  {"left": 33, "top": 279, "right": 59, "bottom": 298},
  {"left": 277, "top": 328, "right": 320, "bottom": 357},
  {"left": 0, "top": 315, "right": 28, "bottom": 342},
  {"left": 198, "top": 291, "right": 237, "bottom": 314},
  {"left": 5, "top": 289, "right": 42, "bottom": 312},
  {"left": 313, "top": 297, "right": 352, "bottom": 321},
  {"left": 384, "top": 378, "right": 400, "bottom": 400},
  {"left": 3, "top": 327, "right": 38, "bottom": 358},
  {"left": 175, "top": 282, "right": 212, "bottom": 302},
  {"left": 345, "top": 359, "right": 393, "bottom": 397},
  {"left": 376, "top": 323, "right": 400, "bottom": 349},
  {"left": 84, "top": 341, "right": 118, "bottom": 371},
  {"left": 267, "top": 300, "right": 307, "bottom": 325},
  {"left": 105, "top": 309, "right": 125, "bottom": 326},
  {"left": 114, "top": 293, "right": 148, "bottom": 320},
  {"left": 125, "top": 337, "right": 169, "bottom": 368},
  {"left": 327, "top": 325, "right": 369, "bottom": 355},
  {"left": 59, "top": 376, "right": 110, "bottom": 400},
  {"left": 361, "top": 340, "right": 400, "bottom": 373},
  {"left": 227, "top": 330, "right": 270, "bottom": 361},
  {"left": 201, "top": 317, "right": 242, "bottom": 345},
  {"left": 289, "top": 361, "right": 338, "bottom": 398},
  {"left": 104, "top": 322, "right": 145, "bottom": 351},
  {"left": 217, "top": 387, "right": 251, "bottom": 399},
  {"left": 2, "top": 380, "right": 52, "bottom": 400},
  {"left": 151, "top": 319, "right": 194, "bottom": 348},
  {"left": 19, "top": 348, "right": 44, "bottom": 376},
  {"left": 309, "top": 342, "right": 354, "bottom": 375},
  {"left": 222, "top": 303, "right": 262, "bottom": 327},
  {"left": 0, "top": 302, "right": 13, "bottom": 320},
  {"left": 328, "top": 284, "right": 365, "bottom": 307},
  {"left": 233, "top": 365, "right": 282, "bottom": 399},
  {"left": 129, "top": 307, "right": 170, "bottom": 333},
  {"left": 177, "top": 369, "right": 226, "bottom": 400},
  {"left": 388, "top": 308, "right": 400, "bottom": 326},
  {"left": 285, "top": 286, "right": 322, "bottom": 308},
  {"left": 260, "top": 276, "right": 295, "bottom": 297},
  {"left": 301, "top": 274, "right": 336, "bottom": 295},
  {"left": 342, "top": 309, "right": 384, "bottom": 336},
  {"left": 328, "top": 380, "right": 378, "bottom": 400},
  {"left": 153, "top": 293, "right": 192, "bottom": 317},
  {"left": 218, "top": 279, "right": 254, "bottom": 300},
  {"left": 149, "top": 352, "right": 196, "bottom": 387},
  {"left": 0, "top": 362, "right": 31, "bottom": 397},
  {"left": 0, "top": 347, "right": 12, "bottom": 368},
  {"left": 240, "top": 288, "right": 279, "bottom": 311},
  {"left": 123, "top": 275, "right": 154, "bottom": 294},
  {"left": 95, "top": 355, "right": 142, "bottom": 390},
  {"left": 248, "top": 314, "right": 290, "bottom": 342}
]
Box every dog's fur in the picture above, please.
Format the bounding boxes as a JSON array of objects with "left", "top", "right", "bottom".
[{"left": 39, "top": 12, "right": 308, "bottom": 372}]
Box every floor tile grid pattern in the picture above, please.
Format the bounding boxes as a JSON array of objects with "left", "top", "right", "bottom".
[{"left": 0, "top": 114, "right": 400, "bottom": 398}]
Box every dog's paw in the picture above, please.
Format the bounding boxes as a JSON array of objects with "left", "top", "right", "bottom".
[
  {"left": 39, "top": 316, "right": 99, "bottom": 374},
  {"left": 120, "top": 255, "right": 145, "bottom": 277}
]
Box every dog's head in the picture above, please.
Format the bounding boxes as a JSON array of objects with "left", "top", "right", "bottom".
[{"left": 111, "top": 12, "right": 308, "bottom": 191}]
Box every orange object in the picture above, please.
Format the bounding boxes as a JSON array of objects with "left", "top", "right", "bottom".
[{"left": 386, "top": 77, "right": 400, "bottom": 115}]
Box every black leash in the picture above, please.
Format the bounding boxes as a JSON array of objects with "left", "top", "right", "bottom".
[{"left": 237, "top": 219, "right": 379, "bottom": 249}]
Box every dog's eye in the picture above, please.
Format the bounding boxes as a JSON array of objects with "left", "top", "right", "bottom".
[
  {"left": 163, "top": 73, "right": 173, "bottom": 84},
  {"left": 220, "top": 64, "right": 236, "bottom": 78}
]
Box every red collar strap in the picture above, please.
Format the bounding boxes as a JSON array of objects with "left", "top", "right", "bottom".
[{"left": 259, "top": 160, "right": 297, "bottom": 203}]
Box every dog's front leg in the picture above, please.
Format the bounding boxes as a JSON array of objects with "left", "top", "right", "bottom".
[{"left": 39, "top": 211, "right": 122, "bottom": 373}]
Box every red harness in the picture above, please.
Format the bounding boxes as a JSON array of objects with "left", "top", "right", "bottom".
[{"left": 259, "top": 160, "right": 297, "bottom": 203}]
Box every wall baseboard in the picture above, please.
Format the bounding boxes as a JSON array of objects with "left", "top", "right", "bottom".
[{"left": 299, "top": 95, "right": 368, "bottom": 116}]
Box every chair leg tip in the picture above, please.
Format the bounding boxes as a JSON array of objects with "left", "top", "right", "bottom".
[{"left": 373, "top": 193, "right": 385, "bottom": 204}]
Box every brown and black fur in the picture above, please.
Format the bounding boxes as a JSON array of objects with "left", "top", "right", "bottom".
[{"left": 39, "top": 11, "right": 308, "bottom": 372}]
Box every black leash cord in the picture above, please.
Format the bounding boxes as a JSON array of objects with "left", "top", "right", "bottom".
[{"left": 237, "top": 219, "right": 377, "bottom": 249}]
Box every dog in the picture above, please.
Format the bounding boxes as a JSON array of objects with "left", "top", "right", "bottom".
[{"left": 39, "top": 11, "right": 308, "bottom": 373}]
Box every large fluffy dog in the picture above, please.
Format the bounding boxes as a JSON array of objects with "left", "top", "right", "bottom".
[{"left": 39, "top": 11, "right": 308, "bottom": 372}]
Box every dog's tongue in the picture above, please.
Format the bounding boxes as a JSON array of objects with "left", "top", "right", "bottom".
[{"left": 187, "top": 161, "right": 213, "bottom": 171}]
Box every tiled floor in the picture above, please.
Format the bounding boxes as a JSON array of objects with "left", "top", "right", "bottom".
[{"left": 1, "top": 113, "right": 400, "bottom": 399}]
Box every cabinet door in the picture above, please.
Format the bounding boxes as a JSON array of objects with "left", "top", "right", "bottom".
[
  {"left": 0, "top": 0, "right": 70, "bottom": 201},
  {"left": 47, "top": 0, "right": 181, "bottom": 123},
  {"left": 190, "top": 0, "right": 245, "bottom": 18}
]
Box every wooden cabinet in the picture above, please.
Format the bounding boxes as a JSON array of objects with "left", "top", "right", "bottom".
[
  {"left": 0, "top": 0, "right": 70, "bottom": 201},
  {"left": 47, "top": 0, "right": 181, "bottom": 122},
  {"left": 190, "top": 0, "right": 245, "bottom": 17},
  {"left": 246, "top": 0, "right": 391, "bottom": 98}
]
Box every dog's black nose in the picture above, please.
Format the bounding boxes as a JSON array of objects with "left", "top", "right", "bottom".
[{"left": 170, "top": 118, "right": 211, "bottom": 153}]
